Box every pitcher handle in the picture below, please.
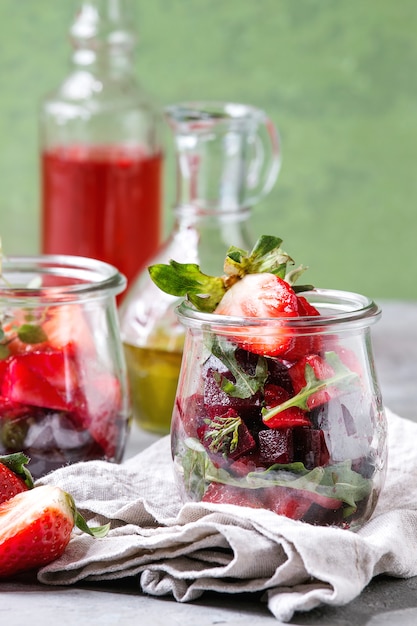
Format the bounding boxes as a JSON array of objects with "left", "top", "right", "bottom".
[{"left": 244, "top": 114, "right": 281, "bottom": 208}]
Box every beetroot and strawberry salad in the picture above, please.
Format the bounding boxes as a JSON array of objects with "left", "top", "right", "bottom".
[
  {"left": 150, "top": 235, "right": 380, "bottom": 527},
  {"left": 0, "top": 301, "right": 125, "bottom": 478}
]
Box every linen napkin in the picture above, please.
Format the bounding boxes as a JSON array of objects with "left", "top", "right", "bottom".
[{"left": 36, "top": 408, "right": 417, "bottom": 623}]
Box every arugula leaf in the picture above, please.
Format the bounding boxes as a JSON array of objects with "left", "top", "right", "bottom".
[
  {"left": 262, "top": 351, "right": 359, "bottom": 424},
  {"left": 211, "top": 336, "right": 268, "bottom": 399},
  {"left": 179, "top": 438, "right": 371, "bottom": 509},
  {"left": 148, "top": 260, "right": 225, "bottom": 312}
]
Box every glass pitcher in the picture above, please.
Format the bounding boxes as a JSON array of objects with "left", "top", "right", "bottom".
[
  {"left": 171, "top": 290, "right": 387, "bottom": 531},
  {"left": 119, "top": 101, "right": 281, "bottom": 434}
]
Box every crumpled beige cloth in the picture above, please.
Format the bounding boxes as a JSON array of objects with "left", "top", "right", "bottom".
[{"left": 36, "top": 408, "right": 417, "bottom": 623}]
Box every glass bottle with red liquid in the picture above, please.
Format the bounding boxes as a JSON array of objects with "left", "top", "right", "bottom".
[{"left": 40, "top": 0, "right": 164, "bottom": 289}]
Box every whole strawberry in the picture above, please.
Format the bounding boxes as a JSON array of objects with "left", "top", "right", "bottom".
[
  {"left": 0, "top": 484, "right": 109, "bottom": 578},
  {"left": 0, "top": 452, "right": 33, "bottom": 505}
]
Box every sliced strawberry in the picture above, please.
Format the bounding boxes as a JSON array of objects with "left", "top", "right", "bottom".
[
  {"left": 11, "top": 350, "right": 78, "bottom": 403},
  {"left": 214, "top": 273, "right": 300, "bottom": 357},
  {"left": 0, "top": 485, "right": 109, "bottom": 578},
  {"left": 289, "top": 354, "right": 338, "bottom": 409},
  {"left": 2, "top": 357, "right": 70, "bottom": 412},
  {"left": 262, "top": 384, "right": 311, "bottom": 429}
]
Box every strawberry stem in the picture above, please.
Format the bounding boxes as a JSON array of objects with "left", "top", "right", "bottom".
[{"left": 0, "top": 452, "right": 34, "bottom": 488}]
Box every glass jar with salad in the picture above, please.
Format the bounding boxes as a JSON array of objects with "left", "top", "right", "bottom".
[{"left": 150, "top": 235, "right": 387, "bottom": 530}]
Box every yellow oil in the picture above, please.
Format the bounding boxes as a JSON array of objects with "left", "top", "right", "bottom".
[{"left": 124, "top": 343, "right": 183, "bottom": 435}]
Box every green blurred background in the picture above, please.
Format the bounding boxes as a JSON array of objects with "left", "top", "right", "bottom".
[{"left": 0, "top": 0, "right": 416, "bottom": 299}]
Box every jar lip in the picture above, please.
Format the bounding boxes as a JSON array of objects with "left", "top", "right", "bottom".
[
  {"left": 176, "top": 288, "right": 381, "bottom": 331},
  {"left": 0, "top": 255, "right": 126, "bottom": 303},
  {"left": 165, "top": 101, "right": 268, "bottom": 127}
]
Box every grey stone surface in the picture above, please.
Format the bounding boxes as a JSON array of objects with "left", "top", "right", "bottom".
[{"left": 1, "top": 300, "right": 417, "bottom": 625}]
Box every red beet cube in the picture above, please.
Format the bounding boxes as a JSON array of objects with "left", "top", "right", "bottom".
[
  {"left": 258, "top": 428, "right": 294, "bottom": 465},
  {"left": 293, "top": 427, "right": 330, "bottom": 469}
]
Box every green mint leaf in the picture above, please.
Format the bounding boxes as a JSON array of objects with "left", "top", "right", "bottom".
[
  {"left": 17, "top": 323, "right": 48, "bottom": 345},
  {"left": 262, "top": 351, "right": 359, "bottom": 423},
  {"left": 211, "top": 336, "right": 268, "bottom": 399},
  {"left": 148, "top": 261, "right": 226, "bottom": 312}
]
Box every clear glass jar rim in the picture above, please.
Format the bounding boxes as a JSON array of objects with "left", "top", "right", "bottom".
[
  {"left": 176, "top": 289, "right": 381, "bottom": 332},
  {"left": 0, "top": 255, "right": 126, "bottom": 303},
  {"left": 165, "top": 101, "right": 268, "bottom": 126}
]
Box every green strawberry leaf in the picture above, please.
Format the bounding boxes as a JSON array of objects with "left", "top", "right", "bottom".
[
  {"left": 262, "top": 351, "right": 359, "bottom": 423},
  {"left": 211, "top": 336, "right": 268, "bottom": 399},
  {"left": 0, "top": 452, "right": 34, "bottom": 489},
  {"left": 224, "top": 235, "right": 293, "bottom": 279}
]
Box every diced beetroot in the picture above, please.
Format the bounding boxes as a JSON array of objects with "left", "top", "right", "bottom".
[
  {"left": 258, "top": 428, "right": 294, "bottom": 464},
  {"left": 289, "top": 354, "right": 338, "bottom": 409},
  {"left": 229, "top": 452, "right": 261, "bottom": 476},
  {"left": 202, "top": 482, "right": 265, "bottom": 509},
  {"left": 262, "top": 383, "right": 312, "bottom": 429},
  {"left": 266, "top": 358, "right": 294, "bottom": 394},
  {"left": 293, "top": 427, "right": 330, "bottom": 469},
  {"left": 264, "top": 383, "right": 290, "bottom": 407},
  {"left": 2, "top": 357, "right": 70, "bottom": 412},
  {"left": 203, "top": 366, "right": 262, "bottom": 422},
  {"left": 175, "top": 393, "right": 206, "bottom": 437},
  {"left": 198, "top": 408, "right": 256, "bottom": 460}
]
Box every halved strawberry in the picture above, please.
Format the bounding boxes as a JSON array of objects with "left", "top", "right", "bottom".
[
  {"left": 0, "top": 485, "right": 109, "bottom": 578},
  {"left": 214, "top": 273, "right": 300, "bottom": 357},
  {"left": 10, "top": 350, "right": 78, "bottom": 406},
  {"left": 282, "top": 295, "right": 323, "bottom": 361}
]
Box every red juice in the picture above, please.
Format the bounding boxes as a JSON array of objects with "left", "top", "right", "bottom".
[{"left": 41, "top": 145, "right": 163, "bottom": 288}]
